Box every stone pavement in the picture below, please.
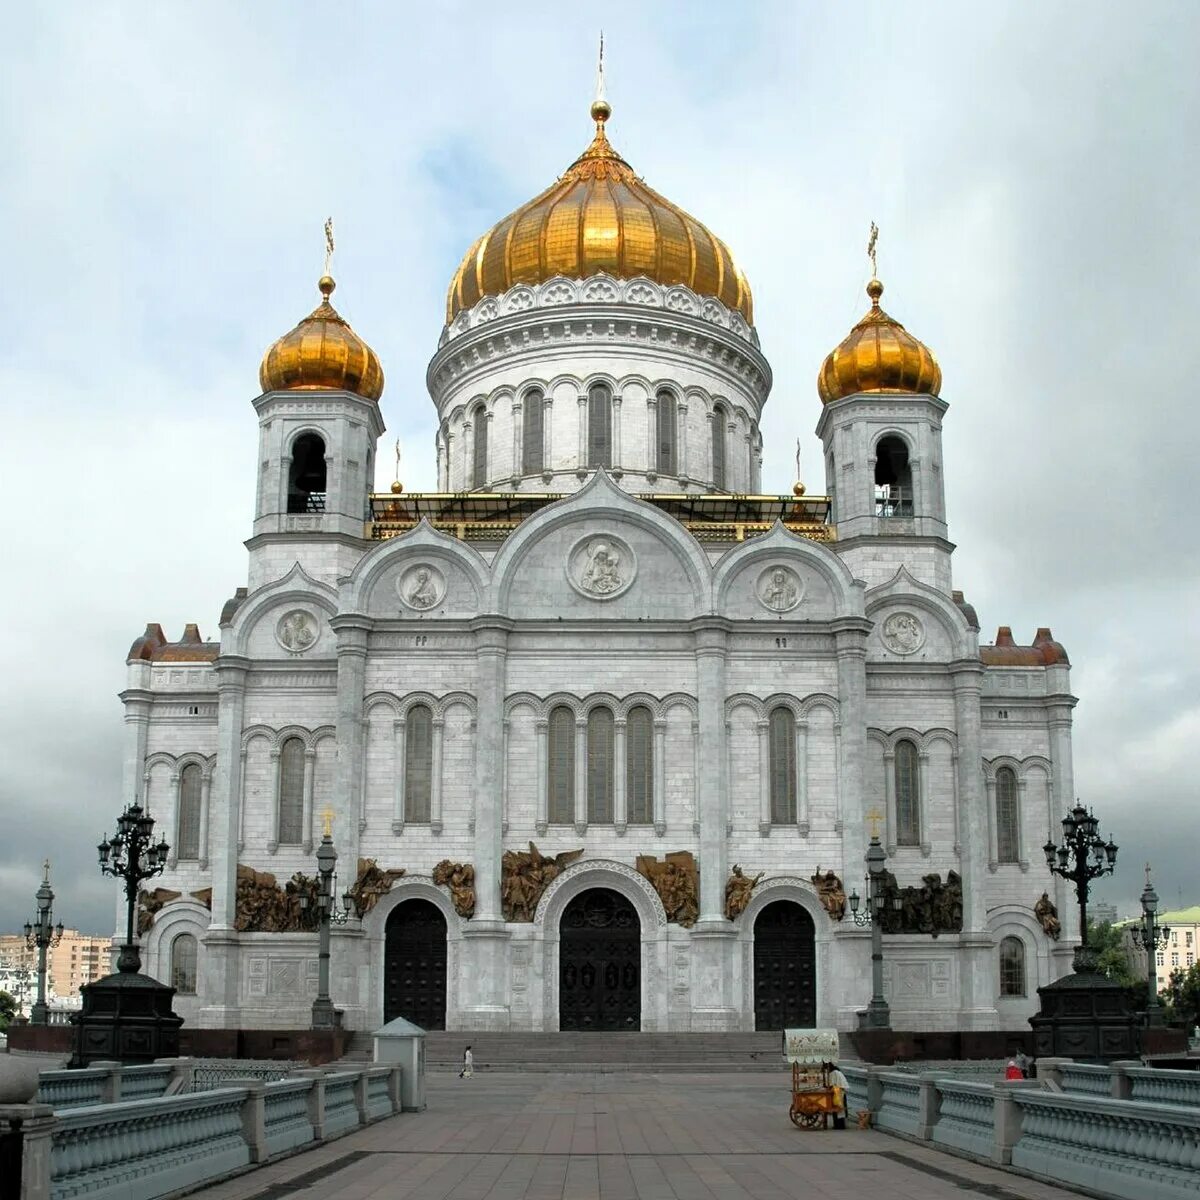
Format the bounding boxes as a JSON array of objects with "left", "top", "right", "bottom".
[{"left": 189, "top": 1072, "right": 1084, "bottom": 1200}]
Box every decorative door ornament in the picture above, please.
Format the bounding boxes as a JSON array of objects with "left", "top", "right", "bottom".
[
  {"left": 276, "top": 609, "right": 318, "bottom": 653},
  {"left": 757, "top": 565, "right": 803, "bottom": 613},
  {"left": 881, "top": 611, "right": 925, "bottom": 654},
  {"left": 398, "top": 563, "right": 446, "bottom": 610},
  {"left": 567, "top": 534, "right": 636, "bottom": 600}
]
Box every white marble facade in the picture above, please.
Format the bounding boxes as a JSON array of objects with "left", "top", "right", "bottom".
[{"left": 123, "top": 262, "right": 1078, "bottom": 1035}]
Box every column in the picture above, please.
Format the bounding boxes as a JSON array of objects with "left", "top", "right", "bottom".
[
  {"left": 1047, "top": 698, "right": 1078, "bottom": 964},
  {"left": 542, "top": 395, "right": 552, "bottom": 477},
  {"left": 832, "top": 722, "right": 844, "bottom": 832},
  {"left": 574, "top": 717, "right": 588, "bottom": 833},
  {"left": 613, "top": 717, "right": 627, "bottom": 834},
  {"left": 677, "top": 400, "right": 689, "bottom": 481},
  {"left": 951, "top": 749, "right": 961, "bottom": 854},
  {"left": 484, "top": 411, "right": 494, "bottom": 486},
  {"left": 431, "top": 716, "right": 445, "bottom": 834},
  {"left": 757, "top": 719, "right": 771, "bottom": 834},
  {"left": 796, "top": 722, "right": 810, "bottom": 835},
  {"left": 612, "top": 393, "right": 623, "bottom": 472},
  {"left": 577, "top": 393, "right": 588, "bottom": 473},
  {"left": 391, "top": 717, "right": 406, "bottom": 833},
  {"left": 464, "top": 418, "right": 475, "bottom": 489},
  {"left": 302, "top": 747, "right": 316, "bottom": 853},
  {"left": 984, "top": 775, "right": 998, "bottom": 869},
  {"left": 653, "top": 719, "right": 667, "bottom": 836},
  {"left": 511, "top": 400, "right": 522, "bottom": 479},
  {"left": 704, "top": 411, "right": 714, "bottom": 481},
  {"left": 500, "top": 718, "right": 509, "bottom": 835},
  {"left": 199, "top": 772, "right": 212, "bottom": 869},
  {"left": 917, "top": 748, "right": 931, "bottom": 856},
  {"left": 332, "top": 617, "right": 371, "bottom": 877},
  {"left": 646, "top": 396, "right": 657, "bottom": 475},
  {"left": 1016, "top": 778, "right": 1029, "bottom": 869},
  {"left": 882, "top": 750, "right": 896, "bottom": 853},
  {"left": 237, "top": 749, "right": 247, "bottom": 851},
  {"left": 167, "top": 772, "right": 181, "bottom": 867},
  {"left": 535, "top": 718, "right": 548, "bottom": 834},
  {"left": 435, "top": 430, "right": 444, "bottom": 490},
  {"left": 267, "top": 747, "right": 282, "bottom": 853},
  {"left": 120, "top": 687, "right": 152, "bottom": 806},
  {"left": 444, "top": 429, "right": 454, "bottom": 490}
]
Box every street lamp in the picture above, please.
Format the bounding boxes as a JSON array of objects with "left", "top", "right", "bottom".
[
  {"left": 303, "top": 810, "right": 354, "bottom": 1031},
  {"left": 24, "top": 860, "right": 65, "bottom": 1025},
  {"left": 848, "top": 822, "right": 903, "bottom": 1030},
  {"left": 1129, "top": 863, "right": 1171, "bottom": 1027},
  {"left": 97, "top": 799, "right": 170, "bottom": 975},
  {"left": 1043, "top": 800, "right": 1118, "bottom": 974}
]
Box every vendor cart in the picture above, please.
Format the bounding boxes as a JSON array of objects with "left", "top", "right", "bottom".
[{"left": 782, "top": 1028, "right": 844, "bottom": 1130}]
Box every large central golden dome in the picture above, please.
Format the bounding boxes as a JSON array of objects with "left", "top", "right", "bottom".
[{"left": 446, "top": 101, "right": 753, "bottom": 324}]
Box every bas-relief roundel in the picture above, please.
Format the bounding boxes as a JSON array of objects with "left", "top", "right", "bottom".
[
  {"left": 756, "top": 565, "right": 803, "bottom": 613},
  {"left": 276, "top": 609, "right": 318, "bottom": 653},
  {"left": 397, "top": 564, "right": 446, "bottom": 611},
  {"left": 881, "top": 611, "right": 925, "bottom": 655},
  {"left": 566, "top": 534, "right": 636, "bottom": 601}
]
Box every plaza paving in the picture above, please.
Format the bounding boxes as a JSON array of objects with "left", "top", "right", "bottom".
[{"left": 190, "top": 1072, "right": 1083, "bottom": 1200}]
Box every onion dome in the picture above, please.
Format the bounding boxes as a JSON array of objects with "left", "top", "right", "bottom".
[
  {"left": 445, "top": 99, "right": 752, "bottom": 324},
  {"left": 817, "top": 278, "right": 941, "bottom": 404},
  {"left": 259, "top": 275, "right": 384, "bottom": 401}
]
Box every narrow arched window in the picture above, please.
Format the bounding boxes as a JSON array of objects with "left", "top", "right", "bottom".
[
  {"left": 768, "top": 707, "right": 796, "bottom": 824},
  {"left": 626, "top": 706, "right": 654, "bottom": 825},
  {"left": 547, "top": 706, "right": 575, "bottom": 824},
  {"left": 656, "top": 390, "right": 677, "bottom": 475},
  {"left": 171, "top": 933, "right": 198, "bottom": 995},
  {"left": 471, "top": 403, "right": 488, "bottom": 488},
  {"left": 405, "top": 704, "right": 433, "bottom": 823},
  {"left": 586, "top": 707, "right": 615, "bottom": 823},
  {"left": 287, "top": 433, "right": 327, "bottom": 513},
  {"left": 996, "top": 767, "right": 1019, "bottom": 864},
  {"left": 875, "top": 435, "right": 912, "bottom": 516},
  {"left": 177, "top": 763, "right": 202, "bottom": 861},
  {"left": 999, "top": 936, "right": 1025, "bottom": 997},
  {"left": 523, "top": 389, "right": 544, "bottom": 475},
  {"left": 277, "top": 737, "right": 305, "bottom": 846},
  {"left": 588, "top": 383, "right": 612, "bottom": 468},
  {"left": 711, "top": 404, "right": 728, "bottom": 490},
  {"left": 894, "top": 739, "right": 920, "bottom": 846}
]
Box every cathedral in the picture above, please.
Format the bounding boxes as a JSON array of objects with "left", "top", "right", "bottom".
[{"left": 122, "top": 90, "right": 1078, "bottom": 1035}]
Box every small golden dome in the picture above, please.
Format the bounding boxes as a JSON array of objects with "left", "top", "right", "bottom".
[
  {"left": 446, "top": 102, "right": 752, "bottom": 324},
  {"left": 817, "top": 278, "right": 941, "bottom": 404},
  {"left": 260, "top": 276, "right": 384, "bottom": 401}
]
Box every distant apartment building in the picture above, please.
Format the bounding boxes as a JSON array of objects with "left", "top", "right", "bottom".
[
  {"left": 1121, "top": 905, "right": 1200, "bottom": 984},
  {"left": 0, "top": 929, "right": 111, "bottom": 1004},
  {"left": 1092, "top": 901, "right": 1119, "bottom": 925}
]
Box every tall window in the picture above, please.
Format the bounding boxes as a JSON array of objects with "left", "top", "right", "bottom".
[
  {"left": 875, "top": 435, "right": 913, "bottom": 516},
  {"left": 177, "top": 763, "right": 202, "bottom": 861},
  {"left": 656, "top": 390, "right": 677, "bottom": 475},
  {"left": 996, "top": 767, "right": 1019, "bottom": 864},
  {"left": 586, "top": 707, "right": 615, "bottom": 823},
  {"left": 588, "top": 383, "right": 612, "bottom": 468},
  {"left": 894, "top": 739, "right": 920, "bottom": 846},
  {"left": 999, "top": 936, "right": 1025, "bottom": 997},
  {"left": 711, "top": 404, "right": 727, "bottom": 490},
  {"left": 471, "top": 403, "right": 488, "bottom": 488},
  {"left": 405, "top": 704, "right": 433, "bottom": 823},
  {"left": 768, "top": 707, "right": 797, "bottom": 824},
  {"left": 626, "top": 706, "right": 654, "bottom": 825},
  {"left": 171, "top": 933, "right": 198, "bottom": 995},
  {"left": 277, "top": 737, "right": 305, "bottom": 846},
  {"left": 523, "top": 389, "right": 544, "bottom": 475},
  {"left": 287, "top": 433, "right": 327, "bottom": 513},
  {"left": 548, "top": 706, "right": 575, "bottom": 824}
]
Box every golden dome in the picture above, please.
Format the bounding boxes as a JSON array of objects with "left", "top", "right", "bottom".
[
  {"left": 260, "top": 276, "right": 384, "bottom": 401},
  {"left": 817, "top": 278, "right": 941, "bottom": 404},
  {"left": 445, "top": 103, "right": 753, "bottom": 324}
]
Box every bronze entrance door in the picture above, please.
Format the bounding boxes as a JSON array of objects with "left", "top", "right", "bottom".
[
  {"left": 559, "top": 889, "right": 640, "bottom": 1031},
  {"left": 753, "top": 900, "right": 816, "bottom": 1030},
  {"left": 384, "top": 899, "right": 447, "bottom": 1030}
]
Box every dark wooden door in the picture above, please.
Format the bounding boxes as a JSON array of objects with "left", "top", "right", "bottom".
[
  {"left": 384, "top": 899, "right": 447, "bottom": 1030},
  {"left": 753, "top": 900, "right": 816, "bottom": 1030},
  {"left": 559, "top": 889, "right": 640, "bottom": 1031}
]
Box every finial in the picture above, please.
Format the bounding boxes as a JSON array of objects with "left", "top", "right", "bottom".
[
  {"left": 320, "top": 807, "right": 334, "bottom": 839},
  {"left": 318, "top": 218, "right": 336, "bottom": 299},
  {"left": 793, "top": 439, "right": 805, "bottom": 496},
  {"left": 391, "top": 438, "right": 404, "bottom": 494},
  {"left": 590, "top": 31, "right": 611, "bottom": 125},
  {"left": 866, "top": 807, "right": 884, "bottom": 840},
  {"left": 1145, "top": 861, "right": 1153, "bottom": 886},
  {"left": 42, "top": 859, "right": 50, "bottom": 884},
  {"left": 866, "top": 221, "right": 883, "bottom": 306}
]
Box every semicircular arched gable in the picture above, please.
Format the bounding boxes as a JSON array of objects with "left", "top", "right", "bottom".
[
  {"left": 223, "top": 564, "right": 338, "bottom": 659},
  {"left": 865, "top": 567, "right": 977, "bottom": 662}
]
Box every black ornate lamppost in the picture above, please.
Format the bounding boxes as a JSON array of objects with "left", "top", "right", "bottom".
[
  {"left": 1042, "top": 800, "right": 1118, "bottom": 974},
  {"left": 848, "top": 816, "right": 903, "bottom": 1030},
  {"left": 1129, "top": 863, "right": 1171, "bottom": 1027},
  {"left": 98, "top": 800, "right": 170, "bottom": 974},
  {"left": 24, "top": 860, "right": 64, "bottom": 1025},
  {"left": 303, "top": 810, "right": 354, "bottom": 1031}
]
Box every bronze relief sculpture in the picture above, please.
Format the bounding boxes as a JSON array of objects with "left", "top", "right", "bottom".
[
  {"left": 501, "top": 843, "right": 583, "bottom": 922},
  {"left": 637, "top": 851, "right": 699, "bottom": 928},
  {"left": 1034, "top": 891, "right": 1061, "bottom": 940},
  {"left": 810, "top": 867, "right": 847, "bottom": 922},
  {"left": 725, "top": 864, "right": 764, "bottom": 920},
  {"left": 233, "top": 864, "right": 320, "bottom": 933},
  {"left": 433, "top": 860, "right": 476, "bottom": 918},
  {"left": 347, "top": 858, "right": 406, "bottom": 918}
]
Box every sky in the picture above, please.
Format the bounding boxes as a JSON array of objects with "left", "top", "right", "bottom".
[{"left": 0, "top": 1, "right": 1196, "bottom": 937}]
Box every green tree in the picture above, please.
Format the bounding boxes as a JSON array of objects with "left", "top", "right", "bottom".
[
  {"left": 1161, "top": 963, "right": 1200, "bottom": 1029},
  {"left": 0, "top": 990, "right": 17, "bottom": 1033},
  {"left": 1087, "top": 920, "right": 1139, "bottom": 987}
]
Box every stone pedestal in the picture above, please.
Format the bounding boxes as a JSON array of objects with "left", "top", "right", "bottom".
[
  {"left": 70, "top": 971, "right": 183, "bottom": 1067},
  {"left": 688, "top": 920, "right": 737, "bottom": 1031},
  {"left": 372, "top": 1015, "right": 426, "bottom": 1111},
  {"left": 1029, "top": 970, "right": 1140, "bottom": 1063}
]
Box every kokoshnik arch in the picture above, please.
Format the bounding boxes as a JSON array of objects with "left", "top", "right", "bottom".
[{"left": 121, "top": 89, "right": 1078, "bottom": 1034}]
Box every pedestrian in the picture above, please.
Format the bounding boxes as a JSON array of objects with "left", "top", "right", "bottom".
[
  {"left": 459, "top": 1045, "right": 473, "bottom": 1079},
  {"left": 825, "top": 1062, "right": 849, "bottom": 1129},
  {"left": 1004, "top": 1058, "right": 1023, "bottom": 1081},
  {"left": 1015, "top": 1048, "right": 1029, "bottom": 1078}
]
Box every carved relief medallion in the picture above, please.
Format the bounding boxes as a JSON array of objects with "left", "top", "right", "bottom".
[
  {"left": 881, "top": 611, "right": 925, "bottom": 655},
  {"left": 398, "top": 563, "right": 446, "bottom": 611},
  {"left": 567, "top": 534, "right": 636, "bottom": 600},
  {"left": 276, "top": 609, "right": 318, "bottom": 653},
  {"left": 757, "top": 565, "right": 803, "bottom": 613}
]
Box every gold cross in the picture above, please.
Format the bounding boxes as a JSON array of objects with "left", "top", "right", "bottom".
[
  {"left": 867, "top": 221, "right": 879, "bottom": 277},
  {"left": 1145, "top": 861, "right": 1152, "bottom": 886},
  {"left": 866, "top": 808, "right": 884, "bottom": 839},
  {"left": 323, "top": 217, "right": 335, "bottom": 276},
  {"left": 320, "top": 807, "right": 335, "bottom": 839}
]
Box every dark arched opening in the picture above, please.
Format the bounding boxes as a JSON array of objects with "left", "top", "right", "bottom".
[
  {"left": 753, "top": 900, "right": 816, "bottom": 1030},
  {"left": 559, "top": 888, "right": 640, "bottom": 1031},
  {"left": 384, "top": 898, "right": 447, "bottom": 1029},
  {"left": 287, "top": 433, "right": 327, "bottom": 513},
  {"left": 874, "top": 435, "right": 912, "bottom": 516}
]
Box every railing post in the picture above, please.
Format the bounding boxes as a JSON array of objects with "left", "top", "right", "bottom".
[
  {"left": 293, "top": 1069, "right": 327, "bottom": 1141},
  {"left": 1033, "top": 1056, "right": 1071, "bottom": 1091},
  {"left": 992, "top": 1080, "right": 1040, "bottom": 1165},
  {"left": 387, "top": 1065, "right": 404, "bottom": 1114},
  {"left": 235, "top": 1081, "right": 267, "bottom": 1163},
  {"left": 1108, "top": 1059, "right": 1139, "bottom": 1100},
  {"left": 92, "top": 1061, "right": 122, "bottom": 1105},
  {"left": 865, "top": 1066, "right": 884, "bottom": 1118},
  {"left": 0, "top": 1103, "right": 56, "bottom": 1200},
  {"left": 157, "top": 1056, "right": 197, "bottom": 1095},
  {"left": 916, "top": 1073, "right": 942, "bottom": 1141},
  {"left": 353, "top": 1068, "right": 369, "bottom": 1126}
]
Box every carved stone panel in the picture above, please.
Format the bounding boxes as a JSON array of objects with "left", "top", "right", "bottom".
[
  {"left": 276, "top": 610, "right": 319, "bottom": 654},
  {"left": 398, "top": 563, "right": 446, "bottom": 611},
  {"left": 756, "top": 565, "right": 803, "bottom": 614},
  {"left": 566, "top": 534, "right": 636, "bottom": 601},
  {"left": 881, "top": 611, "right": 925, "bottom": 655}
]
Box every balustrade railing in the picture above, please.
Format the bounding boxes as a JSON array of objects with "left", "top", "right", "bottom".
[
  {"left": 262, "top": 1079, "right": 315, "bottom": 1158},
  {"left": 874, "top": 1071, "right": 922, "bottom": 1137},
  {"left": 192, "top": 1058, "right": 299, "bottom": 1091},
  {"left": 1058, "top": 1062, "right": 1113, "bottom": 1096},
  {"left": 1125, "top": 1065, "right": 1200, "bottom": 1107},
  {"left": 322, "top": 1070, "right": 361, "bottom": 1138},
  {"left": 930, "top": 1079, "right": 994, "bottom": 1159}
]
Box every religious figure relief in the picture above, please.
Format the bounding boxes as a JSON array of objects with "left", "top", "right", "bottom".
[
  {"left": 399, "top": 563, "right": 445, "bottom": 611},
  {"left": 347, "top": 858, "right": 405, "bottom": 918},
  {"left": 875, "top": 869, "right": 963, "bottom": 936},
  {"left": 1034, "top": 891, "right": 1061, "bottom": 940},
  {"left": 433, "top": 860, "right": 476, "bottom": 919},
  {"left": 810, "top": 867, "right": 847, "bottom": 922},
  {"left": 276, "top": 609, "right": 318, "bottom": 653},
  {"left": 881, "top": 611, "right": 925, "bottom": 655},
  {"left": 637, "top": 851, "right": 699, "bottom": 928},
  {"left": 136, "top": 887, "right": 181, "bottom": 934},
  {"left": 233, "top": 864, "right": 320, "bottom": 933},
  {"left": 724, "top": 864, "right": 764, "bottom": 920},
  {"left": 501, "top": 843, "right": 583, "bottom": 922},
  {"left": 567, "top": 534, "right": 636, "bottom": 600},
  {"left": 757, "top": 565, "right": 802, "bottom": 613}
]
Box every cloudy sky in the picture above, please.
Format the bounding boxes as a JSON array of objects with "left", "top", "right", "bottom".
[{"left": 1, "top": 1, "right": 1196, "bottom": 938}]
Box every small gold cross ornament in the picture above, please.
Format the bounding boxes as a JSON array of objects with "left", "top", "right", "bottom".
[
  {"left": 320, "top": 807, "right": 335, "bottom": 839},
  {"left": 866, "top": 808, "right": 884, "bottom": 839}
]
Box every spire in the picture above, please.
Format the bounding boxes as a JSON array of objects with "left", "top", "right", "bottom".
[
  {"left": 866, "top": 221, "right": 882, "bottom": 306},
  {"left": 590, "top": 32, "right": 611, "bottom": 126},
  {"left": 320, "top": 216, "right": 335, "bottom": 297}
]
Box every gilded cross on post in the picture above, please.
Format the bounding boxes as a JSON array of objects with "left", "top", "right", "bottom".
[
  {"left": 320, "top": 807, "right": 335, "bottom": 840},
  {"left": 867, "top": 221, "right": 879, "bottom": 277},
  {"left": 395, "top": 439, "right": 402, "bottom": 481},
  {"left": 865, "top": 807, "right": 884, "bottom": 840},
  {"left": 323, "top": 217, "right": 335, "bottom": 277}
]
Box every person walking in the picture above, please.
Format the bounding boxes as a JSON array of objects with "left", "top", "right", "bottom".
[{"left": 459, "top": 1045, "right": 473, "bottom": 1079}]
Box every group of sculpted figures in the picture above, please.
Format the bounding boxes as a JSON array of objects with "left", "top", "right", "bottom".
[
  {"left": 873, "top": 869, "right": 964, "bottom": 936},
  {"left": 500, "top": 844, "right": 584, "bottom": 922},
  {"left": 637, "top": 852, "right": 701, "bottom": 927}
]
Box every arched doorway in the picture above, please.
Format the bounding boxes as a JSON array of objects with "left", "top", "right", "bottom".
[
  {"left": 559, "top": 888, "right": 640, "bottom": 1031},
  {"left": 753, "top": 900, "right": 816, "bottom": 1030},
  {"left": 384, "top": 899, "right": 447, "bottom": 1030}
]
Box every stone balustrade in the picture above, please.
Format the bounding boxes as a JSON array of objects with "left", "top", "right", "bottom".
[
  {"left": 874, "top": 1072, "right": 922, "bottom": 1137},
  {"left": 929, "top": 1078, "right": 995, "bottom": 1159},
  {"left": 1057, "top": 1061, "right": 1113, "bottom": 1096},
  {"left": 1125, "top": 1065, "right": 1200, "bottom": 1107}
]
